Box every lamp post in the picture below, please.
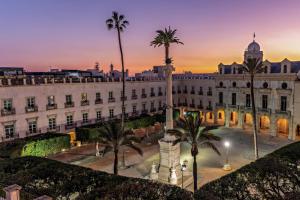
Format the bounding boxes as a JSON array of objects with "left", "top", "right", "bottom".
[
  {"left": 181, "top": 160, "right": 188, "bottom": 188},
  {"left": 223, "top": 141, "right": 232, "bottom": 171}
]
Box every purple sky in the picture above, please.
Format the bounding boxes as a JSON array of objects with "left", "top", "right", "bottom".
[{"left": 1, "top": 0, "right": 300, "bottom": 74}]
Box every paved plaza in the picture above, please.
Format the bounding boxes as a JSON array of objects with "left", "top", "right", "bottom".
[{"left": 49, "top": 127, "right": 292, "bottom": 191}]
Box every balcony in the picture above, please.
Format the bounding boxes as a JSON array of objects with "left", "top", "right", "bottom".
[
  {"left": 177, "top": 90, "right": 182, "bottom": 94},
  {"left": 190, "top": 104, "right": 195, "bottom": 108},
  {"left": 95, "top": 99, "right": 103, "bottom": 104},
  {"left": 172, "top": 91, "right": 176, "bottom": 94},
  {"left": 183, "top": 90, "right": 188, "bottom": 94},
  {"left": 182, "top": 103, "right": 188, "bottom": 107},
  {"left": 46, "top": 104, "right": 57, "bottom": 110},
  {"left": 258, "top": 107, "right": 272, "bottom": 114},
  {"left": 190, "top": 90, "right": 195, "bottom": 95},
  {"left": 120, "top": 96, "right": 127, "bottom": 101},
  {"left": 64, "top": 102, "right": 74, "bottom": 108},
  {"left": 65, "top": 123, "right": 76, "bottom": 130},
  {"left": 1, "top": 108, "right": 16, "bottom": 116},
  {"left": 206, "top": 106, "right": 213, "bottom": 111},
  {"left": 1, "top": 133, "right": 19, "bottom": 142},
  {"left": 141, "top": 94, "right": 147, "bottom": 98},
  {"left": 150, "top": 108, "right": 157, "bottom": 112},
  {"left": 275, "top": 110, "right": 291, "bottom": 117},
  {"left": 215, "top": 103, "right": 226, "bottom": 108},
  {"left": 26, "top": 129, "right": 41, "bottom": 136},
  {"left": 227, "top": 104, "right": 239, "bottom": 109},
  {"left": 81, "top": 100, "right": 89, "bottom": 106},
  {"left": 141, "top": 109, "right": 148, "bottom": 114},
  {"left": 47, "top": 126, "right": 61, "bottom": 133},
  {"left": 108, "top": 98, "right": 116, "bottom": 103},
  {"left": 158, "top": 92, "right": 163, "bottom": 96},
  {"left": 207, "top": 91, "right": 213, "bottom": 96},
  {"left": 240, "top": 105, "right": 252, "bottom": 111},
  {"left": 81, "top": 119, "right": 92, "bottom": 126},
  {"left": 197, "top": 105, "right": 203, "bottom": 109},
  {"left": 150, "top": 93, "right": 156, "bottom": 97},
  {"left": 131, "top": 95, "right": 138, "bottom": 100},
  {"left": 198, "top": 91, "right": 203, "bottom": 95},
  {"left": 25, "top": 105, "right": 38, "bottom": 113},
  {"left": 131, "top": 111, "right": 139, "bottom": 117}
]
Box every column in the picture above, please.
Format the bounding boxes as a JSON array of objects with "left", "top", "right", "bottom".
[
  {"left": 213, "top": 110, "right": 218, "bottom": 125},
  {"left": 225, "top": 110, "right": 230, "bottom": 127},
  {"left": 165, "top": 65, "right": 174, "bottom": 130},
  {"left": 237, "top": 111, "right": 243, "bottom": 128},
  {"left": 270, "top": 116, "right": 277, "bottom": 137},
  {"left": 4, "top": 184, "right": 22, "bottom": 200},
  {"left": 288, "top": 120, "right": 293, "bottom": 140}
]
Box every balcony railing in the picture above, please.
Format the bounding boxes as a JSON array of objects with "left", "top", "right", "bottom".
[
  {"left": 81, "top": 119, "right": 92, "bottom": 126},
  {"left": 120, "top": 96, "right": 127, "bottom": 101},
  {"left": 197, "top": 105, "right": 203, "bottom": 109},
  {"left": 46, "top": 104, "right": 57, "bottom": 110},
  {"left": 206, "top": 106, "right": 213, "bottom": 111},
  {"left": 47, "top": 126, "right": 61, "bottom": 133},
  {"left": 215, "top": 103, "right": 226, "bottom": 108},
  {"left": 26, "top": 129, "right": 41, "bottom": 136},
  {"left": 158, "top": 92, "right": 163, "bottom": 96},
  {"left": 190, "top": 104, "right": 195, "bottom": 108},
  {"left": 25, "top": 105, "right": 38, "bottom": 113},
  {"left": 1, "top": 133, "right": 19, "bottom": 142},
  {"left": 240, "top": 105, "right": 252, "bottom": 111},
  {"left": 95, "top": 99, "right": 103, "bottom": 104},
  {"left": 81, "top": 100, "right": 89, "bottom": 106},
  {"left": 150, "top": 93, "right": 156, "bottom": 97},
  {"left": 64, "top": 102, "right": 74, "bottom": 108},
  {"left": 108, "top": 98, "right": 116, "bottom": 103},
  {"left": 1, "top": 108, "right": 16, "bottom": 116},
  {"left": 258, "top": 107, "right": 272, "bottom": 114},
  {"left": 141, "top": 94, "right": 147, "bottom": 98},
  {"left": 227, "top": 104, "right": 239, "bottom": 109},
  {"left": 275, "top": 110, "right": 291, "bottom": 117},
  {"left": 182, "top": 103, "right": 188, "bottom": 107},
  {"left": 65, "top": 123, "right": 76, "bottom": 130},
  {"left": 150, "top": 108, "right": 157, "bottom": 112},
  {"left": 207, "top": 91, "right": 213, "bottom": 96},
  {"left": 183, "top": 90, "right": 188, "bottom": 94},
  {"left": 131, "top": 95, "right": 138, "bottom": 100},
  {"left": 141, "top": 109, "right": 148, "bottom": 114},
  {"left": 190, "top": 90, "right": 195, "bottom": 95},
  {"left": 177, "top": 90, "right": 182, "bottom": 94},
  {"left": 198, "top": 91, "right": 203, "bottom": 95}
]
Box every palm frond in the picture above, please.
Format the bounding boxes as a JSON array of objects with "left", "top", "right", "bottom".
[
  {"left": 102, "top": 146, "right": 113, "bottom": 156},
  {"left": 200, "top": 141, "right": 221, "bottom": 155},
  {"left": 126, "top": 143, "right": 143, "bottom": 156}
]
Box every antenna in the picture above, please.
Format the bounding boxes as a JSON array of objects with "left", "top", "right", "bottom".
[{"left": 253, "top": 32, "right": 256, "bottom": 41}]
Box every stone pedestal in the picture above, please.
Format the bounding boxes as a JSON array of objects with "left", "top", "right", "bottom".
[
  {"left": 4, "top": 184, "right": 22, "bottom": 200},
  {"left": 158, "top": 135, "right": 181, "bottom": 183}
]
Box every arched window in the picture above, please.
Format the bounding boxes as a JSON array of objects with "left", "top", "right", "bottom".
[
  {"left": 233, "top": 68, "right": 236, "bottom": 74},
  {"left": 263, "top": 82, "right": 268, "bottom": 88},
  {"left": 219, "top": 82, "right": 224, "bottom": 87},
  {"left": 232, "top": 82, "right": 237, "bottom": 87},
  {"left": 264, "top": 66, "right": 268, "bottom": 73},
  {"left": 283, "top": 65, "right": 287, "bottom": 73},
  {"left": 246, "top": 82, "right": 251, "bottom": 88},
  {"left": 281, "top": 82, "right": 288, "bottom": 89}
]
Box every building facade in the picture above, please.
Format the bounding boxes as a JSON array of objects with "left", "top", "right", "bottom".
[{"left": 1, "top": 39, "right": 300, "bottom": 142}]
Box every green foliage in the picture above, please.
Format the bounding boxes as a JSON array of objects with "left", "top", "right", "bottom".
[
  {"left": 0, "top": 156, "right": 192, "bottom": 200},
  {"left": 77, "top": 114, "right": 165, "bottom": 142},
  {"left": 0, "top": 133, "right": 70, "bottom": 158},
  {"left": 194, "top": 141, "right": 300, "bottom": 200},
  {"left": 173, "top": 109, "right": 180, "bottom": 120}
]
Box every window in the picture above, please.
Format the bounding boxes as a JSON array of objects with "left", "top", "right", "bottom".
[
  {"left": 28, "top": 121, "right": 37, "bottom": 134},
  {"left": 232, "top": 82, "right": 237, "bottom": 87},
  {"left": 209, "top": 112, "right": 213, "bottom": 119},
  {"left": 81, "top": 93, "right": 88, "bottom": 102},
  {"left": 82, "top": 113, "right": 88, "bottom": 123},
  {"left": 66, "top": 115, "right": 73, "bottom": 126},
  {"left": 109, "top": 109, "right": 114, "bottom": 118},
  {"left": 218, "top": 112, "right": 222, "bottom": 119},
  {"left": 48, "top": 96, "right": 55, "bottom": 105},
  {"left": 158, "top": 87, "right": 162, "bottom": 93},
  {"left": 264, "top": 66, "right": 268, "bottom": 73},
  {"left": 132, "top": 105, "right": 137, "bottom": 113},
  {"left": 232, "top": 93, "right": 236, "bottom": 105},
  {"left": 3, "top": 99, "right": 12, "bottom": 110},
  {"left": 199, "top": 100, "right": 203, "bottom": 107},
  {"left": 142, "top": 89, "right": 145, "bottom": 95},
  {"left": 66, "top": 95, "right": 72, "bottom": 104},
  {"left": 151, "top": 87, "right": 154, "bottom": 93},
  {"left": 281, "top": 96, "right": 287, "bottom": 111},
  {"left": 4, "top": 124, "right": 15, "bottom": 139},
  {"left": 27, "top": 97, "right": 35, "bottom": 108},
  {"left": 263, "top": 82, "right": 268, "bottom": 88},
  {"left": 96, "top": 92, "right": 101, "bottom": 100},
  {"left": 109, "top": 91, "right": 114, "bottom": 99},
  {"left": 262, "top": 95, "right": 268, "bottom": 109},
  {"left": 96, "top": 111, "right": 102, "bottom": 120},
  {"left": 132, "top": 89, "right": 136, "bottom": 96},
  {"left": 246, "top": 82, "right": 251, "bottom": 88},
  {"left": 142, "top": 103, "right": 146, "bottom": 110},
  {"left": 233, "top": 68, "right": 236, "bottom": 74},
  {"left": 219, "top": 92, "right": 223, "bottom": 104},
  {"left": 283, "top": 65, "right": 287, "bottom": 73},
  {"left": 208, "top": 101, "right": 212, "bottom": 108},
  {"left": 246, "top": 94, "right": 251, "bottom": 107},
  {"left": 159, "top": 101, "right": 162, "bottom": 108},
  {"left": 151, "top": 101, "right": 154, "bottom": 109},
  {"left": 219, "top": 82, "right": 223, "bottom": 87},
  {"left": 281, "top": 82, "right": 288, "bottom": 89},
  {"left": 48, "top": 117, "right": 56, "bottom": 130}
]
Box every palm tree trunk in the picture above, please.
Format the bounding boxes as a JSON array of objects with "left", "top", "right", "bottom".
[
  {"left": 165, "top": 45, "right": 169, "bottom": 65},
  {"left": 114, "top": 149, "right": 119, "bottom": 175},
  {"left": 117, "top": 27, "right": 125, "bottom": 135},
  {"left": 250, "top": 74, "right": 259, "bottom": 159},
  {"left": 193, "top": 155, "right": 198, "bottom": 192}
]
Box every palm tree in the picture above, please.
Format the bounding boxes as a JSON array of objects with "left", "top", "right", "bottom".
[
  {"left": 241, "top": 58, "right": 264, "bottom": 160},
  {"left": 150, "top": 26, "right": 183, "bottom": 65},
  {"left": 106, "top": 11, "right": 129, "bottom": 135},
  {"left": 168, "top": 114, "right": 221, "bottom": 192},
  {"left": 97, "top": 122, "right": 143, "bottom": 175}
]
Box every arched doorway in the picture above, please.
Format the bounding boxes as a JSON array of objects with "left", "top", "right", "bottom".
[
  {"left": 259, "top": 115, "right": 270, "bottom": 133},
  {"left": 206, "top": 112, "right": 214, "bottom": 124},
  {"left": 243, "top": 113, "right": 253, "bottom": 129},
  {"left": 229, "top": 111, "right": 238, "bottom": 127},
  {"left": 277, "top": 118, "right": 289, "bottom": 138},
  {"left": 217, "top": 110, "right": 225, "bottom": 125}
]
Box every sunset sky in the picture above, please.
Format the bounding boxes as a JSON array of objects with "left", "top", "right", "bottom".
[{"left": 1, "top": 0, "right": 300, "bottom": 74}]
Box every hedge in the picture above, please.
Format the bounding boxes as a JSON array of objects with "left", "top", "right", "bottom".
[
  {"left": 0, "top": 156, "right": 193, "bottom": 200},
  {"left": 194, "top": 141, "right": 300, "bottom": 200},
  {"left": 77, "top": 114, "right": 165, "bottom": 142},
  {"left": 0, "top": 133, "right": 70, "bottom": 158}
]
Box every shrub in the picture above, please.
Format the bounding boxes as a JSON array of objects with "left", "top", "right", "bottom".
[
  {"left": 194, "top": 141, "right": 300, "bottom": 200},
  {"left": 0, "top": 156, "right": 192, "bottom": 200},
  {"left": 0, "top": 133, "right": 70, "bottom": 158}
]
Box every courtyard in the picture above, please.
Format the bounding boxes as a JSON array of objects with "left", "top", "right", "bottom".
[{"left": 49, "top": 127, "right": 292, "bottom": 191}]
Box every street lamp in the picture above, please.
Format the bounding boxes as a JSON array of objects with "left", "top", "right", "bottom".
[
  {"left": 181, "top": 160, "right": 188, "bottom": 188},
  {"left": 223, "top": 141, "right": 232, "bottom": 171}
]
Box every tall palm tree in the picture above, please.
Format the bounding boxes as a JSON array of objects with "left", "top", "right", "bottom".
[
  {"left": 97, "top": 122, "right": 143, "bottom": 175},
  {"left": 150, "top": 26, "right": 183, "bottom": 65},
  {"left": 168, "top": 114, "right": 221, "bottom": 192},
  {"left": 106, "top": 11, "right": 129, "bottom": 135},
  {"left": 241, "top": 58, "right": 264, "bottom": 160}
]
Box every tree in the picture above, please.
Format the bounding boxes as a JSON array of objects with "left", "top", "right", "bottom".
[
  {"left": 150, "top": 26, "right": 183, "bottom": 65},
  {"left": 168, "top": 114, "right": 221, "bottom": 192},
  {"left": 97, "top": 122, "right": 143, "bottom": 175},
  {"left": 241, "top": 58, "right": 264, "bottom": 159},
  {"left": 106, "top": 11, "right": 129, "bottom": 135}
]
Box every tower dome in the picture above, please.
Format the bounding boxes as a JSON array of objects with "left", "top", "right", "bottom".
[{"left": 247, "top": 41, "right": 260, "bottom": 52}]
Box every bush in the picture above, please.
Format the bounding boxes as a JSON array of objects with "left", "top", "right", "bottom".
[
  {"left": 194, "top": 142, "right": 300, "bottom": 200},
  {"left": 0, "top": 133, "right": 70, "bottom": 158},
  {"left": 0, "top": 156, "right": 192, "bottom": 200}
]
